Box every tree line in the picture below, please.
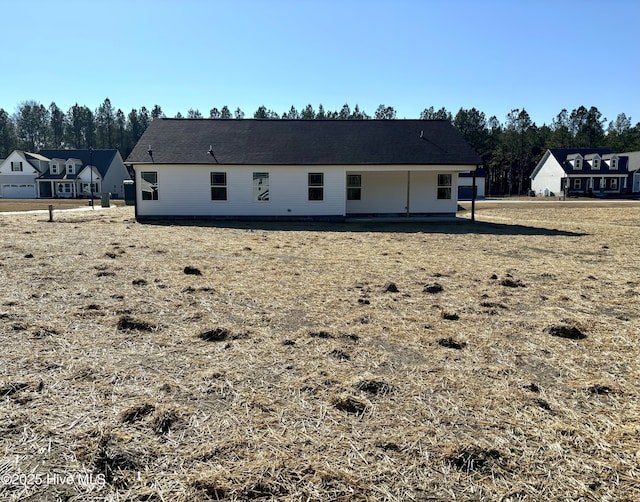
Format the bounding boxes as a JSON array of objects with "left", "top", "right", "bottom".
[{"left": 1, "top": 99, "right": 638, "bottom": 195}]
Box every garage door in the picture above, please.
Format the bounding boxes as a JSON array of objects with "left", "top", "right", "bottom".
[{"left": 2, "top": 184, "right": 36, "bottom": 198}]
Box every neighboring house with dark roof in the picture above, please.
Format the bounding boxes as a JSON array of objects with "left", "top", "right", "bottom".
[
  {"left": 0, "top": 151, "right": 50, "bottom": 198},
  {"left": 125, "top": 119, "right": 482, "bottom": 220},
  {"left": 37, "top": 149, "right": 130, "bottom": 199},
  {"left": 530, "top": 148, "right": 630, "bottom": 197}
]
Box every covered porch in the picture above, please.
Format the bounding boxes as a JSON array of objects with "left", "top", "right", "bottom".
[{"left": 344, "top": 167, "right": 469, "bottom": 218}]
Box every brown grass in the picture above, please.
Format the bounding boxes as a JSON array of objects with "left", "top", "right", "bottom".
[
  {"left": 1, "top": 201, "right": 639, "bottom": 500},
  {"left": 0, "top": 198, "right": 126, "bottom": 213}
]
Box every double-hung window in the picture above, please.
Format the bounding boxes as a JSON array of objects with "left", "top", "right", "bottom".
[
  {"left": 308, "top": 173, "right": 324, "bottom": 201},
  {"left": 347, "top": 175, "right": 361, "bottom": 200},
  {"left": 141, "top": 171, "right": 159, "bottom": 200},
  {"left": 211, "top": 172, "right": 227, "bottom": 200},
  {"left": 437, "top": 174, "right": 452, "bottom": 200},
  {"left": 11, "top": 162, "right": 22, "bottom": 172}
]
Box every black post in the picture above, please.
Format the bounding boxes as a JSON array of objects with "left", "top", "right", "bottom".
[
  {"left": 89, "top": 146, "right": 94, "bottom": 209},
  {"left": 471, "top": 167, "right": 477, "bottom": 222}
]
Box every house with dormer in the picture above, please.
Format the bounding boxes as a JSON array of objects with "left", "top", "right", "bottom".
[
  {"left": 0, "top": 151, "right": 50, "bottom": 197},
  {"left": 530, "top": 148, "right": 629, "bottom": 197},
  {"left": 37, "top": 149, "right": 130, "bottom": 199},
  {"left": 0, "top": 149, "right": 131, "bottom": 198}
]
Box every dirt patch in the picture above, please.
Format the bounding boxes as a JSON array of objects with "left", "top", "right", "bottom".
[
  {"left": 120, "top": 403, "right": 156, "bottom": 423},
  {"left": 438, "top": 337, "right": 466, "bottom": 350},
  {"left": 355, "top": 379, "right": 395, "bottom": 395},
  {"left": 545, "top": 323, "right": 586, "bottom": 340},
  {"left": 198, "top": 327, "right": 230, "bottom": 342},
  {"left": 424, "top": 283, "right": 443, "bottom": 294},
  {"left": 446, "top": 445, "right": 503, "bottom": 472},
  {"left": 184, "top": 266, "right": 202, "bottom": 276},
  {"left": 117, "top": 315, "right": 157, "bottom": 332},
  {"left": 332, "top": 395, "right": 368, "bottom": 415},
  {"left": 151, "top": 408, "right": 179, "bottom": 435}
]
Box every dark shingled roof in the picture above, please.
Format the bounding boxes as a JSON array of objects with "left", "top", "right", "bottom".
[
  {"left": 549, "top": 148, "right": 629, "bottom": 174},
  {"left": 126, "top": 119, "right": 482, "bottom": 166},
  {"left": 37, "top": 149, "right": 118, "bottom": 178}
]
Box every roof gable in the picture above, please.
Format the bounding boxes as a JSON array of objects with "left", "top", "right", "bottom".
[
  {"left": 38, "top": 149, "right": 119, "bottom": 178},
  {"left": 126, "top": 119, "right": 482, "bottom": 166}
]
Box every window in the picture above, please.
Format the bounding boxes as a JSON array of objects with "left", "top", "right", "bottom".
[
  {"left": 573, "top": 178, "right": 582, "bottom": 189},
  {"left": 11, "top": 161, "right": 22, "bottom": 172},
  {"left": 574, "top": 157, "right": 582, "bottom": 170},
  {"left": 437, "top": 173, "right": 452, "bottom": 199},
  {"left": 308, "top": 173, "right": 324, "bottom": 201},
  {"left": 67, "top": 164, "right": 75, "bottom": 175},
  {"left": 610, "top": 157, "right": 618, "bottom": 170},
  {"left": 211, "top": 172, "right": 227, "bottom": 200},
  {"left": 347, "top": 174, "right": 361, "bottom": 200},
  {"left": 141, "top": 171, "right": 159, "bottom": 200},
  {"left": 253, "top": 172, "right": 269, "bottom": 201},
  {"left": 611, "top": 178, "right": 618, "bottom": 190},
  {"left": 82, "top": 183, "right": 97, "bottom": 193},
  {"left": 592, "top": 158, "right": 600, "bottom": 170},
  {"left": 51, "top": 163, "right": 59, "bottom": 175}
]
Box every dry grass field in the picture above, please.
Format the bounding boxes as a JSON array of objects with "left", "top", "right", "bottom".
[{"left": 1, "top": 201, "right": 639, "bottom": 501}]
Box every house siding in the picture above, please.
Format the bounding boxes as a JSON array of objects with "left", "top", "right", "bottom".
[
  {"left": 136, "top": 165, "right": 346, "bottom": 217},
  {"left": 531, "top": 154, "right": 565, "bottom": 195},
  {"left": 0, "top": 152, "right": 40, "bottom": 198},
  {"left": 101, "top": 155, "right": 130, "bottom": 198},
  {"left": 345, "top": 171, "right": 458, "bottom": 215}
]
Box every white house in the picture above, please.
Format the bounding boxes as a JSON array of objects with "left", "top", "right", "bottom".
[
  {"left": 621, "top": 151, "right": 640, "bottom": 193},
  {"left": 0, "top": 149, "right": 131, "bottom": 199},
  {"left": 37, "top": 149, "right": 131, "bottom": 199},
  {"left": 125, "top": 119, "right": 482, "bottom": 221},
  {"left": 531, "top": 148, "right": 630, "bottom": 197},
  {"left": 0, "top": 151, "right": 49, "bottom": 198}
]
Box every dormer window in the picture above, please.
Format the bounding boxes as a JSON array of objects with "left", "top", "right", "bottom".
[
  {"left": 51, "top": 163, "right": 59, "bottom": 175},
  {"left": 592, "top": 158, "right": 600, "bottom": 170},
  {"left": 610, "top": 156, "right": 618, "bottom": 170},
  {"left": 574, "top": 157, "right": 582, "bottom": 170},
  {"left": 67, "top": 164, "right": 75, "bottom": 175}
]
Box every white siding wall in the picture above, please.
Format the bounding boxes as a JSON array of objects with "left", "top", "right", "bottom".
[
  {"left": 0, "top": 152, "right": 39, "bottom": 198},
  {"left": 410, "top": 171, "right": 459, "bottom": 214},
  {"left": 346, "top": 171, "right": 459, "bottom": 214},
  {"left": 458, "top": 175, "right": 486, "bottom": 198},
  {"left": 102, "top": 155, "right": 131, "bottom": 198},
  {"left": 531, "top": 155, "right": 566, "bottom": 195},
  {"left": 136, "top": 165, "right": 346, "bottom": 217},
  {"left": 346, "top": 171, "right": 407, "bottom": 214}
]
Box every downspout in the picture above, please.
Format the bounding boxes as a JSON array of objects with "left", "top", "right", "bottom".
[{"left": 471, "top": 167, "right": 477, "bottom": 222}]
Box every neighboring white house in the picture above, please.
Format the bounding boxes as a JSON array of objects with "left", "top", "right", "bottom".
[
  {"left": 0, "top": 149, "right": 131, "bottom": 199},
  {"left": 621, "top": 151, "right": 640, "bottom": 193},
  {"left": 125, "top": 119, "right": 482, "bottom": 220},
  {"left": 530, "top": 148, "right": 630, "bottom": 197},
  {"left": 0, "top": 151, "right": 50, "bottom": 198},
  {"left": 37, "top": 149, "right": 131, "bottom": 199}
]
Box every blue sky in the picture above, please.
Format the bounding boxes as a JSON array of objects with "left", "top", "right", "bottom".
[{"left": 3, "top": 0, "right": 639, "bottom": 126}]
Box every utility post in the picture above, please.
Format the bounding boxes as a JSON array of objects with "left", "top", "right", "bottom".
[{"left": 89, "top": 146, "right": 94, "bottom": 209}]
